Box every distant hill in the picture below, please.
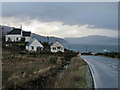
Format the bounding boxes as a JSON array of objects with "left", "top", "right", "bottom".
[
  {"left": 32, "top": 33, "right": 68, "bottom": 44},
  {"left": 1, "top": 25, "right": 11, "bottom": 36},
  {"left": 1, "top": 25, "right": 68, "bottom": 46},
  {"left": 65, "top": 35, "right": 118, "bottom": 45}
]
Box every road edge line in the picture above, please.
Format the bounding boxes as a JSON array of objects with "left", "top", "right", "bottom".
[{"left": 83, "top": 58, "right": 96, "bottom": 89}]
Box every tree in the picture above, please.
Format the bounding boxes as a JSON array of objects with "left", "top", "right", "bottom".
[{"left": 42, "top": 41, "right": 50, "bottom": 49}]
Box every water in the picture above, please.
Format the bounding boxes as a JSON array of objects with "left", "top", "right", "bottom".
[{"left": 68, "top": 44, "right": 118, "bottom": 53}]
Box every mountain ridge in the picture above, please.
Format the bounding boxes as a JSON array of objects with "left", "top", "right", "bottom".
[{"left": 64, "top": 35, "right": 118, "bottom": 45}]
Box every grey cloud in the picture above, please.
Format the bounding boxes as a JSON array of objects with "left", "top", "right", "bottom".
[{"left": 2, "top": 2, "right": 118, "bottom": 30}]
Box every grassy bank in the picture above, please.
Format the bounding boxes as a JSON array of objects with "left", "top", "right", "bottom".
[
  {"left": 2, "top": 54, "right": 57, "bottom": 88},
  {"left": 45, "top": 57, "right": 87, "bottom": 88},
  {"left": 2, "top": 43, "right": 88, "bottom": 89}
]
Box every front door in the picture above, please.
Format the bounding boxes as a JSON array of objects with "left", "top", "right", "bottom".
[{"left": 37, "top": 47, "right": 41, "bottom": 52}]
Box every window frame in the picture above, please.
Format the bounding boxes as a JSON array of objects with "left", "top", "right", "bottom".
[
  {"left": 31, "top": 46, "right": 34, "bottom": 50},
  {"left": 52, "top": 47, "right": 56, "bottom": 50}
]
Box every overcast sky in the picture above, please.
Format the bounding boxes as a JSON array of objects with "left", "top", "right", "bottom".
[{"left": 2, "top": 2, "right": 118, "bottom": 38}]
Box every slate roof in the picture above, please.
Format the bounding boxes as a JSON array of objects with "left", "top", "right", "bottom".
[
  {"left": 51, "top": 41, "right": 64, "bottom": 47},
  {"left": 7, "top": 28, "right": 31, "bottom": 37},
  {"left": 26, "top": 39, "right": 34, "bottom": 46},
  {"left": 7, "top": 28, "right": 21, "bottom": 35},
  {"left": 22, "top": 31, "right": 31, "bottom": 37},
  {"left": 26, "top": 38, "right": 43, "bottom": 47}
]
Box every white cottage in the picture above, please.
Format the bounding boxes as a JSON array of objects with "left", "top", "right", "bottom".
[
  {"left": 5, "top": 28, "right": 31, "bottom": 42},
  {"left": 51, "top": 41, "right": 64, "bottom": 53},
  {"left": 26, "top": 38, "right": 43, "bottom": 52}
]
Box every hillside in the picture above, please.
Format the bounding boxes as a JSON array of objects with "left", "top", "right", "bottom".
[
  {"left": 32, "top": 33, "right": 68, "bottom": 44},
  {"left": 65, "top": 35, "right": 118, "bottom": 45}
]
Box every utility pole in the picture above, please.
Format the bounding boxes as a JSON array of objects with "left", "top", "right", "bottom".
[
  {"left": 47, "top": 36, "right": 49, "bottom": 44},
  {"left": 86, "top": 44, "right": 88, "bottom": 53},
  {"left": 69, "top": 43, "right": 71, "bottom": 50}
]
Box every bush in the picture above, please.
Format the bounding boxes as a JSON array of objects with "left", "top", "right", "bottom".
[
  {"left": 64, "top": 49, "right": 77, "bottom": 61},
  {"left": 21, "top": 37, "right": 25, "bottom": 42},
  {"left": 95, "top": 52, "right": 120, "bottom": 58},
  {"left": 47, "top": 56, "right": 57, "bottom": 64},
  {"left": 42, "top": 41, "right": 50, "bottom": 49}
]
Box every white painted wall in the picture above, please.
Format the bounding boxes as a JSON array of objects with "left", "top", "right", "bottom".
[
  {"left": 5, "top": 35, "right": 22, "bottom": 42},
  {"left": 51, "top": 46, "right": 64, "bottom": 53},
  {"left": 51, "top": 41, "right": 64, "bottom": 53},
  {"left": 26, "top": 39, "right": 43, "bottom": 52},
  {"left": 5, "top": 35, "right": 31, "bottom": 42},
  {"left": 24, "top": 37, "right": 31, "bottom": 42}
]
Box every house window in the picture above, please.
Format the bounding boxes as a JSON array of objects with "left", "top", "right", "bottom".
[
  {"left": 57, "top": 47, "right": 61, "bottom": 49},
  {"left": 31, "top": 46, "right": 34, "bottom": 50},
  {"left": 7, "top": 37, "right": 11, "bottom": 42},
  {"left": 53, "top": 47, "right": 56, "bottom": 50},
  {"left": 16, "top": 37, "right": 18, "bottom": 41}
]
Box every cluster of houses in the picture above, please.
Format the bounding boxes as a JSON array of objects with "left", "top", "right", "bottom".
[{"left": 5, "top": 27, "right": 64, "bottom": 53}]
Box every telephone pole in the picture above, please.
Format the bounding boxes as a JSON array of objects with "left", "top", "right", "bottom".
[
  {"left": 86, "top": 44, "right": 88, "bottom": 53},
  {"left": 47, "top": 36, "right": 49, "bottom": 44}
]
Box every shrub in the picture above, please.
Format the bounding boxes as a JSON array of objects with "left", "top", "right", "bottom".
[
  {"left": 64, "top": 49, "right": 77, "bottom": 61},
  {"left": 42, "top": 41, "right": 50, "bottom": 49},
  {"left": 21, "top": 37, "right": 25, "bottom": 42},
  {"left": 47, "top": 56, "right": 57, "bottom": 64},
  {"left": 40, "top": 49, "right": 51, "bottom": 55},
  {"left": 95, "top": 52, "right": 120, "bottom": 58}
]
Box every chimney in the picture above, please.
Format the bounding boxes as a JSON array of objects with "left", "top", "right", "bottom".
[
  {"left": 11, "top": 27, "right": 14, "bottom": 30},
  {"left": 20, "top": 25, "right": 22, "bottom": 29}
]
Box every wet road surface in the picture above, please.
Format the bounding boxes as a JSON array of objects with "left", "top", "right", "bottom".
[{"left": 81, "top": 55, "right": 118, "bottom": 88}]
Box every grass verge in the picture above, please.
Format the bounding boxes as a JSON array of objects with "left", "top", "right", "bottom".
[{"left": 48, "top": 57, "right": 87, "bottom": 88}]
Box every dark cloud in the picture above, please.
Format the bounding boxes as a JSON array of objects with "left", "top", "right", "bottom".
[{"left": 2, "top": 2, "right": 118, "bottom": 30}]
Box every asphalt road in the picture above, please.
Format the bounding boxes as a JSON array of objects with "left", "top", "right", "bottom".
[{"left": 81, "top": 55, "right": 118, "bottom": 88}]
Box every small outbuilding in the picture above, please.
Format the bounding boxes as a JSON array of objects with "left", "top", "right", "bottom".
[
  {"left": 26, "top": 38, "right": 43, "bottom": 52},
  {"left": 50, "top": 41, "right": 64, "bottom": 53}
]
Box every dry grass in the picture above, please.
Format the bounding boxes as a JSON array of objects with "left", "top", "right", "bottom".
[
  {"left": 2, "top": 53, "right": 57, "bottom": 88},
  {"left": 54, "top": 57, "right": 87, "bottom": 88},
  {"left": 2, "top": 46, "right": 85, "bottom": 88}
]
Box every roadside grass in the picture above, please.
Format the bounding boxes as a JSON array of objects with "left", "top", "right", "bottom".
[
  {"left": 2, "top": 49, "right": 62, "bottom": 89},
  {"left": 75, "top": 65, "right": 86, "bottom": 88},
  {"left": 2, "top": 55, "right": 53, "bottom": 88},
  {"left": 53, "top": 57, "right": 87, "bottom": 88},
  {"left": 95, "top": 52, "right": 120, "bottom": 59},
  {"left": 2, "top": 43, "right": 80, "bottom": 88}
]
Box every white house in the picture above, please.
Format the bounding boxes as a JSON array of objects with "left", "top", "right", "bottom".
[
  {"left": 51, "top": 41, "right": 64, "bottom": 53},
  {"left": 26, "top": 38, "right": 44, "bottom": 52},
  {"left": 5, "top": 27, "right": 31, "bottom": 42}
]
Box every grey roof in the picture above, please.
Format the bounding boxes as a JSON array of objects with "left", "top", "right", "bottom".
[
  {"left": 51, "top": 41, "right": 64, "bottom": 47},
  {"left": 26, "top": 39, "right": 34, "bottom": 46},
  {"left": 7, "top": 28, "right": 21, "bottom": 35},
  {"left": 26, "top": 38, "right": 43, "bottom": 46},
  {"left": 23, "top": 31, "right": 31, "bottom": 37}
]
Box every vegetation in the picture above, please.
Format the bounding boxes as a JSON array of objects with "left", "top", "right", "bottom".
[
  {"left": 64, "top": 49, "right": 77, "bottom": 61},
  {"left": 95, "top": 52, "right": 120, "bottom": 59},
  {"left": 45, "top": 57, "right": 87, "bottom": 88},
  {"left": 20, "top": 37, "right": 25, "bottom": 42},
  {"left": 46, "top": 56, "right": 57, "bottom": 64},
  {"left": 2, "top": 41, "right": 88, "bottom": 89},
  {"left": 2, "top": 49, "right": 63, "bottom": 89},
  {"left": 42, "top": 41, "right": 50, "bottom": 49}
]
